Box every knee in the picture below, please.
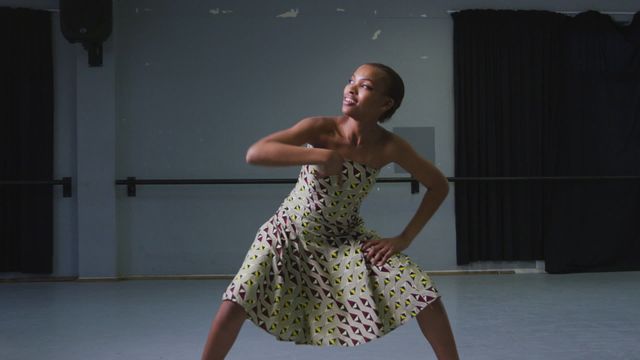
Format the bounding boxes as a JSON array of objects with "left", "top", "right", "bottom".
[
  {"left": 428, "top": 298, "right": 445, "bottom": 311},
  {"left": 219, "top": 300, "right": 247, "bottom": 318},
  {"left": 419, "top": 298, "right": 446, "bottom": 318},
  {"left": 223, "top": 299, "right": 244, "bottom": 312}
]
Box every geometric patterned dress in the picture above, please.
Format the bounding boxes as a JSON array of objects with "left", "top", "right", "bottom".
[{"left": 223, "top": 158, "right": 439, "bottom": 346}]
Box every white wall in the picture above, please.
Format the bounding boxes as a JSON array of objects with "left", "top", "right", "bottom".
[{"left": 3, "top": 0, "right": 637, "bottom": 278}]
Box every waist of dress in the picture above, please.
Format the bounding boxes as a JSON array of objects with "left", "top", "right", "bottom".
[{"left": 275, "top": 204, "right": 364, "bottom": 237}]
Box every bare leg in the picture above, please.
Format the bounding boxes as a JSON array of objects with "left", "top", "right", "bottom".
[
  {"left": 416, "top": 298, "right": 460, "bottom": 360},
  {"left": 201, "top": 300, "right": 247, "bottom": 360}
]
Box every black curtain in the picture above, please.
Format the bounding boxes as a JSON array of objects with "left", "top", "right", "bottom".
[
  {"left": 453, "top": 10, "right": 565, "bottom": 265},
  {"left": 0, "top": 8, "right": 54, "bottom": 273},
  {"left": 453, "top": 10, "right": 640, "bottom": 273},
  {"left": 544, "top": 12, "right": 640, "bottom": 273}
]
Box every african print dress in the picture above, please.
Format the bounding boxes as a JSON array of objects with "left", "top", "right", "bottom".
[{"left": 223, "top": 158, "right": 439, "bottom": 346}]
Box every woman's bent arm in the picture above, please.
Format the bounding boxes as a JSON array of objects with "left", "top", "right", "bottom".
[
  {"left": 391, "top": 135, "right": 449, "bottom": 243},
  {"left": 245, "top": 117, "right": 335, "bottom": 167}
]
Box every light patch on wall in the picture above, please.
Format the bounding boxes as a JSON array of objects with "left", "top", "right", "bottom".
[
  {"left": 420, "top": 14, "right": 428, "bottom": 18},
  {"left": 276, "top": 9, "right": 299, "bottom": 18},
  {"left": 371, "top": 30, "right": 382, "bottom": 40},
  {"left": 420, "top": 56, "right": 429, "bottom": 60},
  {"left": 336, "top": 8, "right": 345, "bottom": 12},
  {"left": 374, "top": 10, "right": 378, "bottom": 15}
]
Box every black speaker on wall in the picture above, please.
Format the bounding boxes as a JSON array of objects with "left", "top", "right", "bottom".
[{"left": 60, "top": 0, "right": 112, "bottom": 67}]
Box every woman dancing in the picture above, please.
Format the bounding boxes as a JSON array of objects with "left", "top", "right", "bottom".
[{"left": 201, "top": 63, "right": 459, "bottom": 359}]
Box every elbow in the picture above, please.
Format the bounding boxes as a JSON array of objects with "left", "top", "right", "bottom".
[
  {"left": 428, "top": 177, "right": 449, "bottom": 199},
  {"left": 440, "top": 176, "right": 450, "bottom": 196},
  {"left": 442, "top": 180, "right": 450, "bottom": 197},
  {"left": 245, "top": 144, "right": 260, "bottom": 165}
]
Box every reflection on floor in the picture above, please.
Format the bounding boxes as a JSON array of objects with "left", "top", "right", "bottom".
[{"left": 1, "top": 272, "right": 639, "bottom": 360}]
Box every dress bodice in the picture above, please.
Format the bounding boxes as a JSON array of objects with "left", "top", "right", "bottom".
[{"left": 278, "top": 160, "right": 379, "bottom": 237}]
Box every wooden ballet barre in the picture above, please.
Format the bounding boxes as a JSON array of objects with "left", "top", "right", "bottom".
[
  {"left": 448, "top": 175, "right": 640, "bottom": 182},
  {"left": 0, "top": 177, "right": 73, "bottom": 197},
  {"left": 116, "top": 177, "right": 421, "bottom": 197},
  {"left": 116, "top": 175, "right": 640, "bottom": 197}
]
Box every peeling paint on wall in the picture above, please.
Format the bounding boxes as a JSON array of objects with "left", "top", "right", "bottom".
[
  {"left": 276, "top": 9, "right": 299, "bottom": 18},
  {"left": 209, "top": 8, "right": 233, "bottom": 15},
  {"left": 371, "top": 30, "right": 382, "bottom": 40}
]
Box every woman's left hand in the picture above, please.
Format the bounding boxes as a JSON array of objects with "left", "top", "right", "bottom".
[{"left": 361, "top": 236, "right": 411, "bottom": 267}]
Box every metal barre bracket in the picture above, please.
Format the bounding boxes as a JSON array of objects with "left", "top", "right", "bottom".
[
  {"left": 0, "top": 178, "right": 73, "bottom": 198},
  {"left": 62, "top": 177, "right": 72, "bottom": 197}
]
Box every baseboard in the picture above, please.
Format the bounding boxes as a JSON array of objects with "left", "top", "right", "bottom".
[
  {"left": 0, "top": 276, "right": 78, "bottom": 283},
  {"left": 0, "top": 269, "right": 549, "bottom": 283},
  {"left": 429, "top": 269, "right": 517, "bottom": 275}
]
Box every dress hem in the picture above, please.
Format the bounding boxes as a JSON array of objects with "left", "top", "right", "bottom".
[{"left": 221, "top": 292, "right": 441, "bottom": 347}]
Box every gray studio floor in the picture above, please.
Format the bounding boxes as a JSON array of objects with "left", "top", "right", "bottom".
[{"left": 1, "top": 272, "right": 639, "bottom": 360}]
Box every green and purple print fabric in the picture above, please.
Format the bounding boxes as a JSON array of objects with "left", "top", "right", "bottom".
[{"left": 223, "top": 159, "right": 439, "bottom": 346}]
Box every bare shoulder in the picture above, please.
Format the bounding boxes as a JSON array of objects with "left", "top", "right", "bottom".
[
  {"left": 358, "top": 128, "right": 396, "bottom": 167},
  {"left": 386, "top": 132, "right": 428, "bottom": 170},
  {"left": 293, "top": 116, "right": 339, "bottom": 134},
  {"left": 298, "top": 116, "right": 338, "bottom": 126},
  {"left": 387, "top": 132, "right": 415, "bottom": 157},
  {"left": 299, "top": 116, "right": 341, "bottom": 146},
  {"left": 255, "top": 116, "right": 337, "bottom": 146},
  {"left": 385, "top": 132, "right": 448, "bottom": 188}
]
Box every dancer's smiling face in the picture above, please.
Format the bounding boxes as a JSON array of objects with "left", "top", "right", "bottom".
[{"left": 341, "top": 64, "right": 395, "bottom": 122}]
